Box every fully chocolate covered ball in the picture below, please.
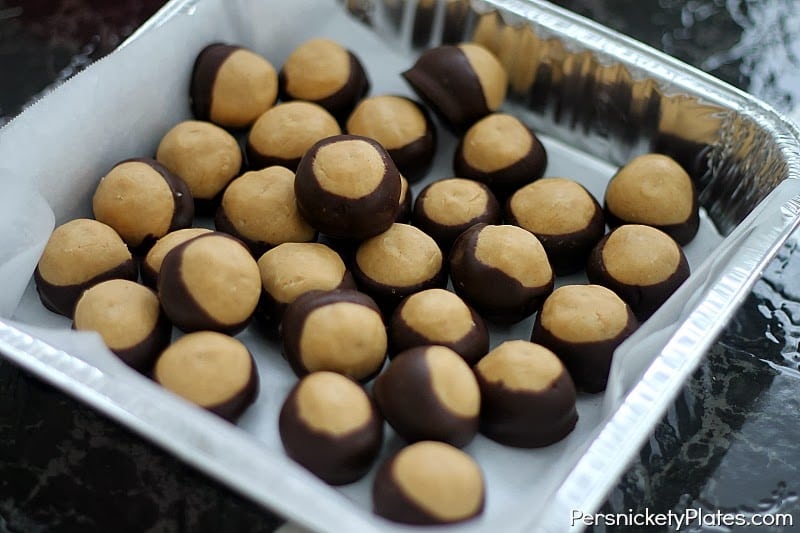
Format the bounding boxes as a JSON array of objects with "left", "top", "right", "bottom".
[
  {"left": 294, "top": 134, "right": 401, "bottom": 240},
  {"left": 34, "top": 218, "right": 137, "bottom": 318},
  {"left": 190, "top": 43, "right": 279, "bottom": 128},
  {"left": 372, "top": 441, "right": 485, "bottom": 525},
  {"left": 281, "top": 289, "right": 387, "bottom": 382},
  {"left": 474, "top": 340, "right": 578, "bottom": 447},
  {"left": 586, "top": 224, "right": 690, "bottom": 321},
  {"left": 531, "top": 284, "right": 638, "bottom": 392},
  {"left": 73, "top": 279, "right": 171, "bottom": 373},
  {"left": 403, "top": 42, "right": 507, "bottom": 132},
  {"left": 140, "top": 228, "right": 213, "bottom": 288},
  {"left": 449, "top": 224, "right": 554, "bottom": 322},
  {"left": 92, "top": 158, "right": 193, "bottom": 253},
  {"left": 604, "top": 153, "right": 699, "bottom": 245},
  {"left": 506, "top": 177, "right": 605, "bottom": 275},
  {"left": 279, "top": 371, "right": 383, "bottom": 485},
  {"left": 158, "top": 232, "right": 261, "bottom": 334},
  {"left": 154, "top": 331, "right": 258, "bottom": 422}
]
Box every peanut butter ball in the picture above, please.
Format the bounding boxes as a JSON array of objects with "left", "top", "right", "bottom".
[{"left": 140, "top": 228, "right": 213, "bottom": 288}]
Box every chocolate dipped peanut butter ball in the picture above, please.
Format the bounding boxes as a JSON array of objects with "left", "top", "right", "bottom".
[
  {"left": 140, "top": 228, "right": 212, "bottom": 288},
  {"left": 73, "top": 279, "right": 171, "bottom": 373},
  {"left": 154, "top": 331, "right": 258, "bottom": 422},
  {"left": 373, "top": 345, "right": 480, "bottom": 447},
  {"left": 346, "top": 95, "right": 435, "bottom": 182},
  {"left": 190, "top": 43, "right": 278, "bottom": 129},
  {"left": 92, "top": 158, "right": 193, "bottom": 254},
  {"left": 403, "top": 42, "right": 507, "bottom": 132},
  {"left": 281, "top": 289, "right": 387, "bottom": 382},
  {"left": 294, "top": 134, "right": 401, "bottom": 240},
  {"left": 396, "top": 175, "right": 413, "bottom": 223},
  {"left": 411, "top": 177, "right": 501, "bottom": 251},
  {"left": 454, "top": 113, "right": 547, "bottom": 197},
  {"left": 279, "top": 38, "right": 369, "bottom": 121},
  {"left": 389, "top": 288, "right": 488, "bottom": 365},
  {"left": 158, "top": 232, "right": 261, "bottom": 334},
  {"left": 449, "top": 224, "right": 554, "bottom": 323},
  {"left": 474, "top": 340, "right": 578, "bottom": 447},
  {"left": 506, "top": 177, "right": 605, "bottom": 275},
  {"left": 156, "top": 120, "right": 242, "bottom": 212},
  {"left": 279, "top": 371, "right": 383, "bottom": 485},
  {"left": 353, "top": 223, "right": 445, "bottom": 312},
  {"left": 586, "top": 224, "right": 690, "bottom": 321},
  {"left": 246, "top": 101, "right": 341, "bottom": 171},
  {"left": 373, "top": 441, "right": 485, "bottom": 525},
  {"left": 604, "top": 153, "right": 699, "bottom": 245},
  {"left": 215, "top": 166, "right": 316, "bottom": 257},
  {"left": 531, "top": 284, "right": 638, "bottom": 392},
  {"left": 34, "top": 218, "right": 137, "bottom": 318},
  {"left": 256, "top": 242, "right": 357, "bottom": 329}
]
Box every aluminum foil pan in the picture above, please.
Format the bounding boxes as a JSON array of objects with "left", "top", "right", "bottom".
[{"left": 1, "top": 0, "right": 799, "bottom": 532}]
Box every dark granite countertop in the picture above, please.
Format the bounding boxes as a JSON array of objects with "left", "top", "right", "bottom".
[{"left": 2, "top": 1, "right": 800, "bottom": 532}]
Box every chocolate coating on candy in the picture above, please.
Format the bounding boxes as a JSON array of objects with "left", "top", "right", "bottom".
[
  {"left": 34, "top": 218, "right": 137, "bottom": 318},
  {"left": 346, "top": 95, "right": 435, "bottom": 182},
  {"left": 73, "top": 280, "right": 171, "bottom": 373},
  {"left": 373, "top": 346, "right": 480, "bottom": 447},
  {"left": 279, "top": 371, "right": 383, "bottom": 485},
  {"left": 403, "top": 42, "right": 507, "bottom": 132},
  {"left": 506, "top": 178, "right": 605, "bottom": 275},
  {"left": 92, "top": 158, "right": 194, "bottom": 253},
  {"left": 215, "top": 166, "right": 316, "bottom": 257},
  {"left": 531, "top": 284, "right": 638, "bottom": 392},
  {"left": 141, "top": 228, "right": 213, "bottom": 288},
  {"left": 158, "top": 232, "right": 261, "bottom": 334},
  {"left": 412, "top": 178, "right": 501, "bottom": 251},
  {"left": 256, "top": 242, "right": 357, "bottom": 328},
  {"left": 389, "top": 288, "right": 488, "bottom": 365},
  {"left": 586, "top": 224, "right": 690, "bottom": 321},
  {"left": 454, "top": 113, "right": 547, "bottom": 197},
  {"left": 372, "top": 441, "right": 485, "bottom": 525},
  {"left": 279, "top": 38, "right": 369, "bottom": 120},
  {"left": 190, "top": 43, "right": 278, "bottom": 128},
  {"left": 294, "top": 134, "right": 401, "bottom": 240},
  {"left": 604, "top": 153, "right": 699, "bottom": 245},
  {"left": 353, "top": 223, "right": 445, "bottom": 312},
  {"left": 449, "top": 224, "right": 554, "bottom": 323},
  {"left": 474, "top": 340, "right": 578, "bottom": 447},
  {"left": 156, "top": 120, "right": 242, "bottom": 208},
  {"left": 281, "top": 289, "right": 387, "bottom": 381},
  {"left": 154, "top": 331, "right": 258, "bottom": 421}
]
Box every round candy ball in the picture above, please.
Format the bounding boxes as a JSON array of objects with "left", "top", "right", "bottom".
[
  {"left": 190, "top": 43, "right": 279, "bottom": 128},
  {"left": 586, "top": 224, "right": 690, "bottom": 321},
  {"left": 154, "top": 331, "right": 258, "bottom": 422},
  {"left": 388, "top": 288, "right": 488, "bottom": 365},
  {"left": 604, "top": 153, "right": 699, "bottom": 245},
  {"left": 373, "top": 345, "right": 480, "bottom": 447},
  {"left": 294, "top": 134, "right": 401, "bottom": 240},
  {"left": 279, "top": 371, "right": 383, "bottom": 485},
  {"left": 474, "top": 340, "right": 578, "bottom": 447},
  {"left": 92, "top": 158, "right": 193, "bottom": 253},
  {"left": 346, "top": 95, "right": 435, "bottom": 182},
  {"left": 449, "top": 224, "right": 554, "bottom": 323},
  {"left": 73, "top": 279, "right": 171, "bottom": 373},
  {"left": 214, "top": 166, "right": 316, "bottom": 257},
  {"left": 158, "top": 232, "right": 261, "bottom": 334},
  {"left": 531, "top": 284, "right": 638, "bottom": 392},
  {"left": 403, "top": 42, "right": 507, "bottom": 132},
  {"left": 506, "top": 177, "right": 605, "bottom": 275},
  {"left": 454, "top": 113, "right": 547, "bottom": 197},
  {"left": 246, "top": 101, "right": 341, "bottom": 171},
  {"left": 279, "top": 38, "right": 369, "bottom": 120},
  {"left": 396, "top": 174, "right": 413, "bottom": 223},
  {"left": 34, "top": 218, "right": 137, "bottom": 318},
  {"left": 372, "top": 441, "right": 485, "bottom": 525},
  {"left": 140, "top": 228, "right": 213, "bottom": 288},
  {"left": 281, "top": 289, "right": 387, "bottom": 382}
]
